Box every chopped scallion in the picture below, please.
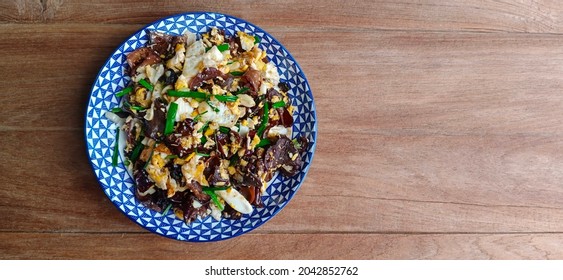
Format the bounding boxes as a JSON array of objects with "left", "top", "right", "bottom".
[
  {"left": 124, "top": 159, "right": 131, "bottom": 166},
  {"left": 204, "top": 190, "right": 224, "bottom": 211},
  {"left": 124, "top": 101, "right": 145, "bottom": 111},
  {"left": 219, "top": 126, "right": 231, "bottom": 134},
  {"left": 206, "top": 100, "right": 220, "bottom": 112},
  {"left": 292, "top": 138, "right": 302, "bottom": 149},
  {"left": 229, "top": 154, "right": 239, "bottom": 166},
  {"left": 255, "top": 138, "right": 271, "bottom": 148},
  {"left": 164, "top": 102, "right": 178, "bottom": 135},
  {"left": 115, "top": 86, "right": 132, "bottom": 97},
  {"left": 214, "top": 95, "right": 238, "bottom": 102},
  {"left": 144, "top": 144, "right": 156, "bottom": 169},
  {"left": 138, "top": 79, "right": 153, "bottom": 91},
  {"left": 196, "top": 152, "right": 210, "bottom": 157},
  {"left": 202, "top": 186, "right": 231, "bottom": 192},
  {"left": 234, "top": 87, "right": 249, "bottom": 95},
  {"left": 254, "top": 35, "right": 261, "bottom": 44},
  {"left": 167, "top": 90, "right": 207, "bottom": 99},
  {"left": 201, "top": 135, "right": 208, "bottom": 145},
  {"left": 112, "top": 129, "right": 120, "bottom": 167},
  {"left": 198, "top": 121, "right": 210, "bottom": 133},
  {"left": 230, "top": 71, "right": 244, "bottom": 76},
  {"left": 165, "top": 154, "right": 178, "bottom": 160},
  {"left": 217, "top": 43, "right": 230, "bottom": 52},
  {"left": 130, "top": 143, "right": 145, "bottom": 162},
  {"left": 162, "top": 204, "right": 173, "bottom": 216},
  {"left": 257, "top": 101, "right": 269, "bottom": 137},
  {"left": 193, "top": 110, "right": 207, "bottom": 122},
  {"left": 111, "top": 107, "right": 123, "bottom": 113},
  {"left": 272, "top": 100, "right": 286, "bottom": 108}
]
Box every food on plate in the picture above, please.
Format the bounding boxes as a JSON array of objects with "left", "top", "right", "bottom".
[{"left": 105, "top": 28, "right": 308, "bottom": 223}]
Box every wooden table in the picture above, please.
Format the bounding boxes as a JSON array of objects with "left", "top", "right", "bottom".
[{"left": 2, "top": 0, "right": 563, "bottom": 260}]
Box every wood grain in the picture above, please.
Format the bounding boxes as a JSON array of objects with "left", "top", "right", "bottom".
[
  {"left": 2, "top": 233, "right": 563, "bottom": 259},
  {"left": 4, "top": 1, "right": 563, "bottom": 33},
  {"left": 2, "top": 0, "right": 563, "bottom": 259}
]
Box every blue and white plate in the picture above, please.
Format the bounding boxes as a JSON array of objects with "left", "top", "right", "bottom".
[{"left": 85, "top": 12, "right": 317, "bottom": 242}]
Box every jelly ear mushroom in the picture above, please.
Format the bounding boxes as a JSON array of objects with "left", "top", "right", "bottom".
[
  {"left": 143, "top": 98, "right": 167, "bottom": 141},
  {"left": 126, "top": 47, "right": 161, "bottom": 75}
]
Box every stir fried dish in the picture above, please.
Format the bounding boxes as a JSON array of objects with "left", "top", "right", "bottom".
[{"left": 106, "top": 28, "right": 308, "bottom": 223}]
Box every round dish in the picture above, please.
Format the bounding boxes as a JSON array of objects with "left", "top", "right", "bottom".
[{"left": 84, "top": 12, "right": 317, "bottom": 241}]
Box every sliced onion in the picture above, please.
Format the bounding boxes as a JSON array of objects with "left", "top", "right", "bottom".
[
  {"left": 105, "top": 111, "right": 124, "bottom": 127},
  {"left": 216, "top": 188, "right": 253, "bottom": 214}
]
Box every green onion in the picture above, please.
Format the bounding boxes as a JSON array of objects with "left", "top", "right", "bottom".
[
  {"left": 255, "top": 138, "right": 271, "bottom": 148},
  {"left": 124, "top": 101, "right": 145, "bottom": 111},
  {"left": 230, "top": 71, "right": 244, "bottom": 76},
  {"left": 219, "top": 126, "right": 231, "bottom": 134},
  {"left": 112, "top": 129, "right": 120, "bottom": 167},
  {"left": 226, "top": 61, "right": 235, "bottom": 65},
  {"left": 214, "top": 95, "right": 238, "bottom": 102},
  {"left": 204, "top": 190, "right": 224, "bottom": 211},
  {"left": 193, "top": 111, "right": 207, "bottom": 122},
  {"left": 234, "top": 87, "right": 249, "bottom": 95},
  {"left": 124, "top": 159, "right": 131, "bottom": 166},
  {"left": 138, "top": 79, "right": 153, "bottom": 91},
  {"left": 217, "top": 43, "right": 230, "bottom": 52},
  {"left": 202, "top": 186, "right": 231, "bottom": 192},
  {"left": 165, "top": 154, "right": 178, "bottom": 160},
  {"left": 162, "top": 204, "right": 173, "bottom": 216},
  {"left": 292, "top": 138, "right": 302, "bottom": 149},
  {"left": 164, "top": 102, "right": 178, "bottom": 135},
  {"left": 115, "top": 86, "right": 132, "bottom": 97},
  {"left": 229, "top": 154, "right": 239, "bottom": 166},
  {"left": 205, "top": 46, "right": 211, "bottom": 52},
  {"left": 196, "top": 152, "right": 210, "bottom": 157},
  {"left": 130, "top": 143, "right": 145, "bottom": 162},
  {"left": 235, "top": 123, "right": 241, "bottom": 132},
  {"left": 254, "top": 35, "right": 261, "bottom": 44},
  {"left": 111, "top": 107, "right": 123, "bottom": 113},
  {"left": 167, "top": 90, "right": 207, "bottom": 99},
  {"left": 257, "top": 101, "right": 269, "bottom": 137},
  {"left": 198, "top": 121, "right": 210, "bottom": 133},
  {"left": 272, "top": 101, "right": 286, "bottom": 108},
  {"left": 201, "top": 135, "right": 207, "bottom": 145},
  {"left": 144, "top": 143, "right": 156, "bottom": 169},
  {"left": 206, "top": 100, "right": 220, "bottom": 112}
]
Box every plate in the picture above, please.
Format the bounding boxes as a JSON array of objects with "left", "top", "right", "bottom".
[{"left": 85, "top": 12, "right": 317, "bottom": 242}]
